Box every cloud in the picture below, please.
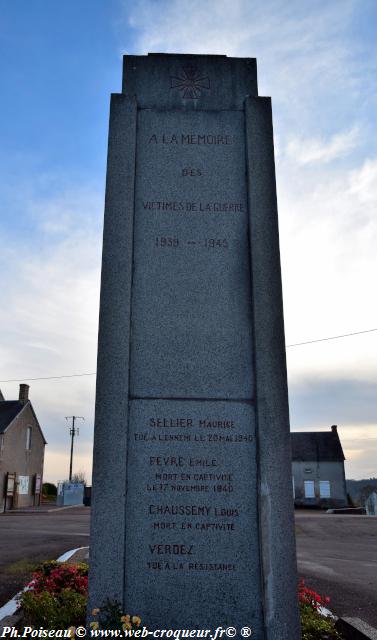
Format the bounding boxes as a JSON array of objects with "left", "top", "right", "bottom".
[
  {"left": 289, "top": 377, "right": 377, "bottom": 427},
  {"left": 289, "top": 377, "right": 377, "bottom": 478},
  {"left": 0, "top": 179, "right": 102, "bottom": 483},
  {"left": 286, "top": 127, "right": 360, "bottom": 165},
  {"left": 127, "top": 0, "right": 355, "bottom": 61},
  {"left": 124, "top": 0, "right": 368, "bottom": 126},
  {"left": 1, "top": 0, "right": 376, "bottom": 484},
  {"left": 348, "top": 158, "right": 377, "bottom": 203},
  {"left": 117, "top": 0, "right": 376, "bottom": 483},
  {"left": 279, "top": 155, "right": 377, "bottom": 373},
  {"left": 45, "top": 448, "right": 93, "bottom": 485}
]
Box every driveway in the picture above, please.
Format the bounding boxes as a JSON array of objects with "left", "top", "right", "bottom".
[
  {"left": 296, "top": 510, "right": 377, "bottom": 628},
  {"left": 0, "top": 506, "right": 90, "bottom": 606}
]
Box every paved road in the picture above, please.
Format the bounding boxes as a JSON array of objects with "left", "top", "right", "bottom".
[
  {"left": 296, "top": 510, "right": 377, "bottom": 628},
  {"left": 1, "top": 506, "right": 376, "bottom": 630},
  {"left": 0, "top": 506, "right": 90, "bottom": 607}
]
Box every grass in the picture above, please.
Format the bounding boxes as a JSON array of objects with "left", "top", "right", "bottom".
[{"left": 4, "top": 559, "right": 38, "bottom": 575}]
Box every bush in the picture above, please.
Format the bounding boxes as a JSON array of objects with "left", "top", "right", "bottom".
[
  {"left": 18, "top": 561, "right": 88, "bottom": 630},
  {"left": 42, "top": 483, "right": 57, "bottom": 496},
  {"left": 27, "top": 561, "right": 88, "bottom": 594},
  {"left": 299, "top": 580, "right": 342, "bottom": 640},
  {"left": 300, "top": 603, "right": 342, "bottom": 640},
  {"left": 21, "top": 589, "right": 87, "bottom": 629},
  {"left": 18, "top": 563, "right": 341, "bottom": 639},
  {"left": 89, "top": 600, "right": 141, "bottom": 632}
]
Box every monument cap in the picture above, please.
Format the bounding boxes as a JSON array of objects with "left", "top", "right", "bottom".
[{"left": 122, "top": 53, "right": 258, "bottom": 109}]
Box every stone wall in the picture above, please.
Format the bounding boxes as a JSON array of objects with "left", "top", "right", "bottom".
[
  {"left": 293, "top": 460, "right": 347, "bottom": 508},
  {"left": 0, "top": 403, "right": 45, "bottom": 509}
]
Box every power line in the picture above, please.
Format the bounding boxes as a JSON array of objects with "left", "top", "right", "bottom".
[
  {"left": 0, "top": 327, "right": 376, "bottom": 383},
  {"left": 0, "top": 372, "right": 96, "bottom": 383},
  {"left": 286, "top": 327, "right": 377, "bottom": 348}
]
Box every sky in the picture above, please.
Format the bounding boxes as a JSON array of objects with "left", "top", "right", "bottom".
[{"left": 0, "top": 0, "right": 376, "bottom": 483}]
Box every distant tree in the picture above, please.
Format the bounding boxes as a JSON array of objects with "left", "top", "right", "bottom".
[
  {"left": 347, "top": 492, "right": 355, "bottom": 507},
  {"left": 65, "top": 471, "right": 87, "bottom": 486},
  {"left": 42, "top": 482, "right": 57, "bottom": 496},
  {"left": 346, "top": 478, "right": 377, "bottom": 502},
  {"left": 359, "top": 484, "right": 377, "bottom": 506}
]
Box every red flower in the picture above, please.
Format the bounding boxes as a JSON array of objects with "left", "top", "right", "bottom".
[
  {"left": 298, "top": 579, "right": 330, "bottom": 611},
  {"left": 26, "top": 563, "right": 88, "bottom": 596}
]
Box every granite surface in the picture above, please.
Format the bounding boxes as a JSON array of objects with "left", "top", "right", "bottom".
[
  {"left": 123, "top": 54, "right": 258, "bottom": 110},
  {"left": 245, "top": 96, "right": 301, "bottom": 638},
  {"left": 90, "top": 54, "right": 300, "bottom": 640},
  {"left": 124, "top": 399, "right": 262, "bottom": 633},
  {"left": 88, "top": 94, "right": 137, "bottom": 609},
  {"left": 130, "top": 108, "right": 254, "bottom": 399}
]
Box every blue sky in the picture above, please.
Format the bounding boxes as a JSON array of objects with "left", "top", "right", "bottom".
[{"left": 0, "top": 0, "right": 376, "bottom": 482}]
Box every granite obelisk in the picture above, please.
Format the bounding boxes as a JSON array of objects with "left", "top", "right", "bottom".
[{"left": 89, "top": 53, "right": 300, "bottom": 640}]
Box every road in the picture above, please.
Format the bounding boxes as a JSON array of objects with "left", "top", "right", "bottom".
[
  {"left": 0, "top": 506, "right": 90, "bottom": 607},
  {"left": 296, "top": 510, "right": 377, "bottom": 628},
  {"left": 0, "top": 507, "right": 376, "bottom": 630}
]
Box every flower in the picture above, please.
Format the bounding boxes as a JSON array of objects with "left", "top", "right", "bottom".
[
  {"left": 92, "top": 608, "right": 100, "bottom": 616},
  {"left": 122, "top": 623, "right": 132, "bottom": 631},
  {"left": 67, "top": 627, "right": 76, "bottom": 638},
  {"left": 132, "top": 616, "right": 141, "bottom": 627},
  {"left": 298, "top": 579, "right": 329, "bottom": 611},
  {"left": 90, "top": 622, "right": 99, "bottom": 630},
  {"left": 121, "top": 615, "right": 130, "bottom": 623},
  {"left": 26, "top": 563, "right": 88, "bottom": 596}
]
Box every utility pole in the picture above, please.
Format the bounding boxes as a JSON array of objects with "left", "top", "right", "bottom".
[{"left": 65, "top": 416, "right": 84, "bottom": 481}]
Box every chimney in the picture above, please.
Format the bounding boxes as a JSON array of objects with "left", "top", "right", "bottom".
[
  {"left": 19, "top": 384, "right": 30, "bottom": 404},
  {"left": 331, "top": 424, "right": 338, "bottom": 433}
]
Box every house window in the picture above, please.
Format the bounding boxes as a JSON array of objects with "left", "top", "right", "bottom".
[
  {"left": 26, "top": 426, "right": 32, "bottom": 450},
  {"left": 304, "top": 480, "right": 315, "bottom": 498},
  {"left": 319, "top": 480, "right": 331, "bottom": 498},
  {"left": 0, "top": 435, "right": 4, "bottom": 450}
]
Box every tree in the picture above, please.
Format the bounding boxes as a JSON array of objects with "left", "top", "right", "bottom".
[
  {"left": 42, "top": 482, "right": 57, "bottom": 496},
  {"left": 359, "top": 484, "right": 377, "bottom": 506},
  {"left": 65, "top": 471, "right": 87, "bottom": 486}
]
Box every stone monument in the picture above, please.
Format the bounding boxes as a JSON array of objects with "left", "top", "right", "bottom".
[{"left": 89, "top": 53, "right": 300, "bottom": 639}]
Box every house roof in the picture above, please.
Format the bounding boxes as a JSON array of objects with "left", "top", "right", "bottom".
[
  {"left": 0, "top": 401, "right": 25, "bottom": 434},
  {"left": 0, "top": 399, "right": 47, "bottom": 443},
  {"left": 291, "top": 429, "right": 345, "bottom": 462}
]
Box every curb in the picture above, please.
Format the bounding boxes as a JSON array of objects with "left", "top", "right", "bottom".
[
  {"left": 336, "top": 617, "right": 377, "bottom": 639},
  {"left": 1, "top": 505, "right": 87, "bottom": 515}
]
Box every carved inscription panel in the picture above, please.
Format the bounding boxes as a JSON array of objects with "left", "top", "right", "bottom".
[
  {"left": 130, "top": 110, "right": 254, "bottom": 399},
  {"left": 125, "top": 109, "right": 262, "bottom": 631},
  {"left": 125, "top": 399, "right": 263, "bottom": 632}
]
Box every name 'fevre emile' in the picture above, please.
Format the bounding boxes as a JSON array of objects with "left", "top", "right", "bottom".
[{"left": 150, "top": 456, "right": 218, "bottom": 468}]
